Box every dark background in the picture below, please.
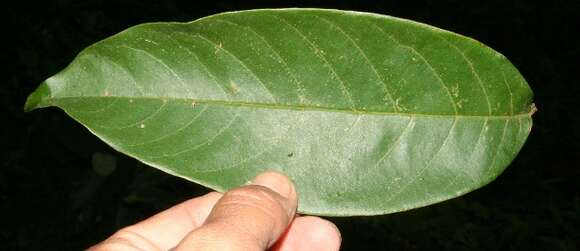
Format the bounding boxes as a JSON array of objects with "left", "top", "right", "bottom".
[{"left": 3, "top": 0, "right": 579, "bottom": 250}]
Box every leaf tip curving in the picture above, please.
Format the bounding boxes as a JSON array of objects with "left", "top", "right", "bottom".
[{"left": 24, "top": 81, "right": 52, "bottom": 112}]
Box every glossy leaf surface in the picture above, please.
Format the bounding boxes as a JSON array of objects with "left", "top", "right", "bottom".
[{"left": 25, "top": 9, "right": 534, "bottom": 216}]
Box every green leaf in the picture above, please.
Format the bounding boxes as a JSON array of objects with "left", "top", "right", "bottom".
[{"left": 25, "top": 9, "right": 534, "bottom": 216}]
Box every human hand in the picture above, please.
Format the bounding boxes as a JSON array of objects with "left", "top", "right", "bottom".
[{"left": 89, "top": 171, "right": 341, "bottom": 251}]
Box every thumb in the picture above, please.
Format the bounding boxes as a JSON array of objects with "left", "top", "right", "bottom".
[{"left": 174, "top": 171, "right": 298, "bottom": 251}]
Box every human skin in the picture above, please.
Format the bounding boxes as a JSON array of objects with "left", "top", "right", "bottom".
[{"left": 88, "top": 171, "right": 341, "bottom": 251}]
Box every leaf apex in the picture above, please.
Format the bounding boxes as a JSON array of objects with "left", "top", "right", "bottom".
[
  {"left": 24, "top": 82, "right": 52, "bottom": 112},
  {"left": 529, "top": 103, "right": 538, "bottom": 116}
]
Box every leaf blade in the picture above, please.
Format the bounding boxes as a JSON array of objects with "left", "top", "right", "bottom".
[{"left": 26, "top": 8, "right": 534, "bottom": 216}]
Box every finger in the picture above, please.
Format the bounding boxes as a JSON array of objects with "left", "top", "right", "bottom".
[
  {"left": 89, "top": 192, "right": 223, "bottom": 251},
  {"left": 272, "top": 216, "right": 341, "bottom": 251},
  {"left": 175, "top": 171, "right": 298, "bottom": 251}
]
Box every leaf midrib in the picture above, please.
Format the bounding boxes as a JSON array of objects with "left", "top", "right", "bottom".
[{"left": 42, "top": 95, "right": 533, "bottom": 118}]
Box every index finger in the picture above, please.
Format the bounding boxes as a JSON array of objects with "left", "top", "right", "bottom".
[{"left": 90, "top": 192, "right": 222, "bottom": 251}]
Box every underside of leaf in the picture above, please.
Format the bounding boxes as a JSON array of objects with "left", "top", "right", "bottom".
[{"left": 25, "top": 8, "right": 534, "bottom": 216}]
